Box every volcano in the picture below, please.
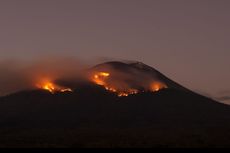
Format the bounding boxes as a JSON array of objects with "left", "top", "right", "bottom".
[
  {"left": 0, "top": 61, "right": 230, "bottom": 148},
  {"left": 90, "top": 61, "right": 189, "bottom": 92}
]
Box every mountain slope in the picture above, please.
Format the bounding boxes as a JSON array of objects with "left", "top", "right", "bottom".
[
  {"left": 0, "top": 61, "right": 229, "bottom": 127},
  {"left": 0, "top": 84, "right": 229, "bottom": 128},
  {"left": 0, "top": 61, "right": 230, "bottom": 147},
  {"left": 92, "top": 61, "right": 190, "bottom": 92}
]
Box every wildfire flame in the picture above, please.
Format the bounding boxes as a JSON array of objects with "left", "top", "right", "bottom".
[
  {"left": 36, "top": 80, "right": 73, "bottom": 94},
  {"left": 92, "top": 72, "right": 110, "bottom": 86},
  {"left": 36, "top": 71, "right": 167, "bottom": 96},
  {"left": 150, "top": 82, "right": 167, "bottom": 92},
  {"left": 91, "top": 71, "right": 167, "bottom": 97}
]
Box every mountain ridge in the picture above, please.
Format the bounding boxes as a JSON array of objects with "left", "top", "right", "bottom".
[{"left": 0, "top": 61, "right": 230, "bottom": 147}]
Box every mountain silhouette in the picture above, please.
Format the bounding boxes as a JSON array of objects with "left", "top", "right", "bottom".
[{"left": 0, "top": 61, "right": 230, "bottom": 147}]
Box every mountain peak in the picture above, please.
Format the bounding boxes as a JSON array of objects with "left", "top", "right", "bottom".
[
  {"left": 128, "top": 61, "right": 158, "bottom": 72},
  {"left": 90, "top": 61, "right": 189, "bottom": 93}
]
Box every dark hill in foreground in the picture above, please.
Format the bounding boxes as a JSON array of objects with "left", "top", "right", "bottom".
[
  {"left": 0, "top": 86, "right": 230, "bottom": 128},
  {"left": 0, "top": 86, "right": 230, "bottom": 147}
]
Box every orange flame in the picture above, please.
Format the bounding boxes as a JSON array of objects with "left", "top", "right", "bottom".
[
  {"left": 150, "top": 82, "right": 167, "bottom": 92},
  {"left": 36, "top": 80, "right": 73, "bottom": 93},
  {"left": 91, "top": 71, "right": 167, "bottom": 97},
  {"left": 92, "top": 72, "right": 110, "bottom": 86}
]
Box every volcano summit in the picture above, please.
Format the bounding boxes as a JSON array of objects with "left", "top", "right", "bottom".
[{"left": 0, "top": 61, "right": 230, "bottom": 148}]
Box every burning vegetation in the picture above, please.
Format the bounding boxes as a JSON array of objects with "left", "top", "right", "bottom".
[
  {"left": 36, "top": 73, "right": 167, "bottom": 97},
  {"left": 34, "top": 65, "right": 168, "bottom": 97},
  {"left": 0, "top": 60, "right": 171, "bottom": 97},
  {"left": 36, "top": 79, "right": 73, "bottom": 94},
  {"left": 150, "top": 82, "right": 168, "bottom": 92},
  {"left": 32, "top": 61, "right": 168, "bottom": 97},
  {"left": 90, "top": 71, "right": 167, "bottom": 97}
]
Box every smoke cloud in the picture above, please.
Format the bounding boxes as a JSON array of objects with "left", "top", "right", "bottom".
[
  {"left": 0, "top": 58, "right": 168, "bottom": 97},
  {"left": 0, "top": 57, "right": 89, "bottom": 96},
  {"left": 90, "top": 62, "right": 167, "bottom": 93}
]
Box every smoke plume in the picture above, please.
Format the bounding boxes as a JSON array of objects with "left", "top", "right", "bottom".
[{"left": 0, "top": 57, "right": 88, "bottom": 96}]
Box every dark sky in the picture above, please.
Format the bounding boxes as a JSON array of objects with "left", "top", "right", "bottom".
[{"left": 0, "top": 0, "right": 230, "bottom": 103}]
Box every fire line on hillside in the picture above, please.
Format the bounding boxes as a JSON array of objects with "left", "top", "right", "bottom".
[
  {"left": 36, "top": 71, "right": 167, "bottom": 96},
  {"left": 91, "top": 71, "right": 167, "bottom": 97},
  {"left": 35, "top": 62, "right": 168, "bottom": 98},
  {"left": 36, "top": 80, "right": 73, "bottom": 94}
]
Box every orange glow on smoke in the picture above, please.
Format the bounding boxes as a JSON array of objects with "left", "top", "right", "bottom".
[
  {"left": 36, "top": 80, "right": 72, "bottom": 94},
  {"left": 150, "top": 82, "right": 167, "bottom": 92},
  {"left": 92, "top": 72, "right": 110, "bottom": 86},
  {"left": 91, "top": 71, "right": 167, "bottom": 97}
]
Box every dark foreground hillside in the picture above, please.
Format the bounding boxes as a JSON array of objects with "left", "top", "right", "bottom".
[
  {"left": 0, "top": 86, "right": 230, "bottom": 148},
  {"left": 0, "top": 127, "right": 230, "bottom": 148}
]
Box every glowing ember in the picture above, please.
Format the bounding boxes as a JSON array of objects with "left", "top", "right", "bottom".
[
  {"left": 60, "top": 88, "right": 73, "bottom": 92},
  {"left": 105, "top": 87, "right": 117, "bottom": 92},
  {"left": 36, "top": 80, "right": 73, "bottom": 94},
  {"left": 128, "top": 89, "right": 139, "bottom": 95},
  {"left": 118, "top": 93, "right": 129, "bottom": 97},
  {"left": 106, "top": 87, "right": 138, "bottom": 97},
  {"left": 99, "top": 72, "right": 110, "bottom": 77}
]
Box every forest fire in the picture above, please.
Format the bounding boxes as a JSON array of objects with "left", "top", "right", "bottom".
[
  {"left": 92, "top": 72, "right": 110, "bottom": 86},
  {"left": 36, "top": 80, "right": 73, "bottom": 94},
  {"left": 91, "top": 71, "right": 167, "bottom": 97},
  {"left": 150, "top": 82, "right": 167, "bottom": 92},
  {"left": 35, "top": 71, "right": 167, "bottom": 96}
]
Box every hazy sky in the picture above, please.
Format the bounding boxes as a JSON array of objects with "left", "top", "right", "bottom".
[{"left": 0, "top": 0, "right": 230, "bottom": 103}]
